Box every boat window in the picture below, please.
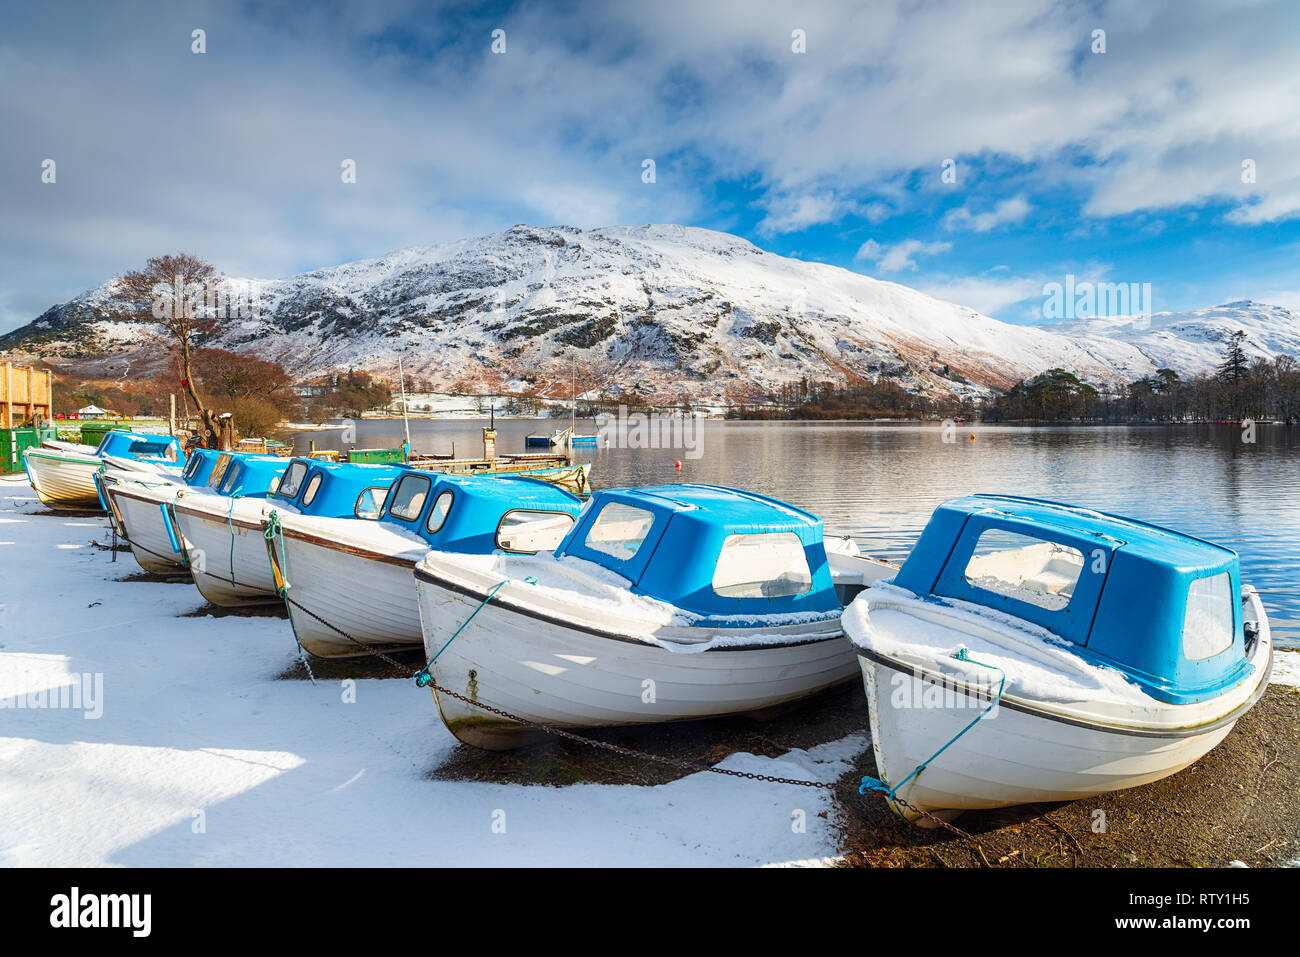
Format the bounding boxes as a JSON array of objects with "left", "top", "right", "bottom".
[
  {"left": 183, "top": 455, "right": 202, "bottom": 481},
  {"left": 583, "top": 502, "right": 655, "bottom": 560},
  {"left": 386, "top": 474, "right": 431, "bottom": 523},
  {"left": 354, "top": 487, "right": 389, "bottom": 520},
  {"left": 426, "top": 490, "right": 454, "bottom": 534},
  {"left": 277, "top": 461, "right": 308, "bottom": 499},
  {"left": 496, "top": 509, "right": 575, "bottom": 553},
  {"left": 963, "top": 529, "right": 1084, "bottom": 611},
  {"left": 208, "top": 454, "right": 232, "bottom": 489},
  {"left": 712, "top": 532, "right": 813, "bottom": 599},
  {"left": 219, "top": 464, "right": 243, "bottom": 495},
  {"left": 301, "top": 472, "right": 324, "bottom": 508},
  {"left": 1182, "top": 572, "right": 1234, "bottom": 660}
]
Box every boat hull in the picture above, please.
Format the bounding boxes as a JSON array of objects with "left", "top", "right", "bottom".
[
  {"left": 23, "top": 449, "right": 103, "bottom": 507},
  {"left": 855, "top": 592, "right": 1273, "bottom": 817},
  {"left": 415, "top": 563, "right": 857, "bottom": 750},
  {"left": 106, "top": 484, "right": 188, "bottom": 574},
  {"left": 171, "top": 500, "right": 279, "bottom": 606},
  {"left": 273, "top": 527, "right": 424, "bottom": 658}
]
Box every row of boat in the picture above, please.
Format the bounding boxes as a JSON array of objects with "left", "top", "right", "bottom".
[{"left": 21, "top": 431, "right": 1273, "bottom": 821}]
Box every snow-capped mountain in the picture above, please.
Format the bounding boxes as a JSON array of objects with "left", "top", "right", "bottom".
[{"left": 2, "top": 224, "right": 1296, "bottom": 402}]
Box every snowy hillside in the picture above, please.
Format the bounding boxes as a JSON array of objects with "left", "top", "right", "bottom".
[{"left": 3, "top": 225, "right": 1296, "bottom": 403}]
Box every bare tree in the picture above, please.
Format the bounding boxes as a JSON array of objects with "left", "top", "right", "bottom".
[{"left": 107, "top": 253, "right": 221, "bottom": 446}]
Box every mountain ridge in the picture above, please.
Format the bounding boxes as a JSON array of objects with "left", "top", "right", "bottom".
[{"left": 3, "top": 224, "right": 1297, "bottom": 404}]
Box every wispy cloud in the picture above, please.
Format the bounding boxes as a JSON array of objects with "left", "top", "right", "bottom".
[{"left": 856, "top": 238, "right": 952, "bottom": 272}]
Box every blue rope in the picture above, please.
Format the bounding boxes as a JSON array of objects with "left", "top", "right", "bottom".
[
  {"left": 414, "top": 575, "right": 537, "bottom": 688},
  {"left": 861, "top": 646, "right": 1006, "bottom": 801}
]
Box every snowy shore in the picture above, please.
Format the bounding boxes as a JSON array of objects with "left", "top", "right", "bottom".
[{"left": 0, "top": 477, "right": 856, "bottom": 867}]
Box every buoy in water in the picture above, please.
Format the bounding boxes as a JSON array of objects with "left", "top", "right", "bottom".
[
  {"left": 675, "top": 460, "right": 682, "bottom": 470},
  {"left": 969, "top": 434, "right": 975, "bottom": 440}
]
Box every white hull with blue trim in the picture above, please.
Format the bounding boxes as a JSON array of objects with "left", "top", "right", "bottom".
[
  {"left": 851, "top": 588, "right": 1271, "bottom": 818},
  {"left": 102, "top": 475, "right": 190, "bottom": 573},
  {"left": 412, "top": 483, "right": 898, "bottom": 750},
  {"left": 845, "top": 495, "right": 1275, "bottom": 819},
  {"left": 171, "top": 493, "right": 287, "bottom": 606},
  {"left": 414, "top": 551, "right": 873, "bottom": 750}
]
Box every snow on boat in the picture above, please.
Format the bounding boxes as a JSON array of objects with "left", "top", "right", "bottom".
[
  {"left": 22, "top": 430, "right": 184, "bottom": 508},
  {"left": 168, "top": 454, "right": 295, "bottom": 605},
  {"left": 844, "top": 495, "right": 1273, "bottom": 820},
  {"left": 100, "top": 449, "right": 223, "bottom": 573},
  {"left": 269, "top": 473, "right": 583, "bottom": 658},
  {"left": 413, "top": 484, "right": 897, "bottom": 750}
]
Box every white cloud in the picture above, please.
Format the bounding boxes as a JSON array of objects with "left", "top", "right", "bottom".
[
  {"left": 943, "top": 196, "right": 1032, "bottom": 232},
  {"left": 856, "top": 238, "right": 952, "bottom": 272}
]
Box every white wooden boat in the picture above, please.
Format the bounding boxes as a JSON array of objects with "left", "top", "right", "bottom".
[
  {"left": 23, "top": 431, "right": 184, "bottom": 508},
  {"left": 413, "top": 485, "right": 896, "bottom": 749},
  {"left": 269, "top": 473, "right": 582, "bottom": 658},
  {"left": 845, "top": 495, "right": 1274, "bottom": 820}
]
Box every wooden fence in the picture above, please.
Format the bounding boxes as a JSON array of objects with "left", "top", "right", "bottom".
[{"left": 1, "top": 363, "right": 54, "bottom": 427}]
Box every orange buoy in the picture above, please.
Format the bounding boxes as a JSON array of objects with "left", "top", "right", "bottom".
[
  {"left": 675, "top": 460, "right": 682, "bottom": 470},
  {"left": 969, "top": 434, "right": 975, "bottom": 440}
]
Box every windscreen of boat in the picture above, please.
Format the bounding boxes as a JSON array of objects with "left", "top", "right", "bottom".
[
  {"left": 583, "top": 502, "right": 655, "bottom": 560},
  {"left": 712, "top": 531, "right": 813, "bottom": 599},
  {"left": 354, "top": 486, "right": 389, "bottom": 520},
  {"left": 496, "top": 509, "right": 576, "bottom": 553},
  {"left": 207, "top": 453, "right": 232, "bottom": 490},
  {"left": 1182, "top": 572, "right": 1235, "bottom": 660},
  {"left": 962, "top": 528, "right": 1084, "bottom": 611},
  {"left": 219, "top": 464, "right": 244, "bottom": 495},
  {"left": 277, "top": 461, "right": 308, "bottom": 500},
  {"left": 183, "top": 455, "right": 203, "bottom": 482},
  {"left": 386, "top": 473, "right": 430, "bottom": 523}
]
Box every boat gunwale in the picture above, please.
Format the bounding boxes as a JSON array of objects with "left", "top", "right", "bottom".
[
  {"left": 856, "top": 644, "right": 1273, "bottom": 740},
  {"left": 414, "top": 562, "right": 845, "bottom": 653}
]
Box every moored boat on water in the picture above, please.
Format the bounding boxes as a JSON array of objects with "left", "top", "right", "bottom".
[
  {"left": 267, "top": 473, "right": 584, "bottom": 658},
  {"left": 413, "top": 484, "right": 897, "bottom": 749},
  {"left": 22, "top": 430, "right": 185, "bottom": 508},
  {"left": 844, "top": 495, "right": 1273, "bottom": 821}
]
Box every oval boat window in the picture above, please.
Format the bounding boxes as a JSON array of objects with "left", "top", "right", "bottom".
[
  {"left": 963, "top": 528, "right": 1084, "bottom": 611},
  {"left": 426, "top": 490, "right": 454, "bottom": 534},
  {"left": 712, "top": 531, "right": 813, "bottom": 599},
  {"left": 301, "top": 473, "right": 323, "bottom": 508},
  {"left": 1182, "top": 572, "right": 1234, "bottom": 660},
  {"left": 386, "top": 473, "right": 431, "bottom": 523},
  {"left": 354, "top": 487, "right": 389, "bottom": 520},
  {"left": 496, "top": 509, "right": 575, "bottom": 553}
]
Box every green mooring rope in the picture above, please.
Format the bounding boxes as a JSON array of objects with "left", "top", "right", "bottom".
[
  {"left": 414, "top": 575, "right": 538, "bottom": 688},
  {"left": 860, "top": 646, "right": 1006, "bottom": 802},
  {"left": 262, "top": 508, "right": 316, "bottom": 685}
]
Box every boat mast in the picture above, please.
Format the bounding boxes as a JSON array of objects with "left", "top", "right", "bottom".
[{"left": 398, "top": 355, "right": 412, "bottom": 456}]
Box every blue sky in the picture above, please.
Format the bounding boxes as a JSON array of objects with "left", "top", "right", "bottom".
[{"left": 2, "top": 0, "right": 1299, "bottom": 334}]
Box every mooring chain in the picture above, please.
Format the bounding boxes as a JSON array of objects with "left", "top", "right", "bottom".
[
  {"left": 271, "top": 575, "right": 1010, "bottom": 858},
  {"left": 98, "top": 506, "right": 1013, "bottom": 861}
]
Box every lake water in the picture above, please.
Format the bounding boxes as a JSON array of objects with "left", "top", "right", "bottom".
[{"left": 292, "top": 418, "right": 1300, "bottom": 648}]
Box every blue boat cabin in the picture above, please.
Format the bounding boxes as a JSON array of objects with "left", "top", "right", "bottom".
[
  {"left": 553, "top": 484, "right": 842, "bottom": 623},
  {"left": 378, "top": 472, "right": 583, "bottom": 553},
  {"left": 268, "top": 458, "right": 407, "bottom": 518},
  {"left": 891, "top": 494, "right": 1255, "bottom": 704}
]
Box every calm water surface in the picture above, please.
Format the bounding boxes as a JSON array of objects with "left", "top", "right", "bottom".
[{"left": 294, "top": 419, "right": 1300, "bottom": 647}]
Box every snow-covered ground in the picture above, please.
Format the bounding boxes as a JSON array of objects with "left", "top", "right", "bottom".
[{"left": 0, "top": 477, "right": 856, "bottom": 867}]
